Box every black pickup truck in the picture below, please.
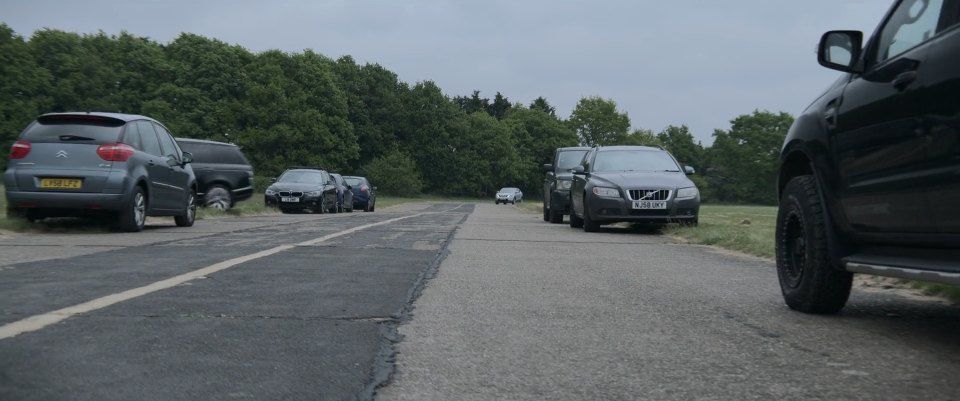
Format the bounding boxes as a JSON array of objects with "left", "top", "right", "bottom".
[{"left": 775, "top": 0, "right": 960, "bottom": 314}]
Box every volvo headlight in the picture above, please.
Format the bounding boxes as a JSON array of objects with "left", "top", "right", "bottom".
[
  {"left": 265, "top": 189, "right": 276, "bottom": 196},
  {"left": 557, "top": 180, "right": 572, "bottom": 190},
  {"left": 676, "top": 187, "right": 699, "bottom": 199},
  {"left": 591, "top": 186, "right": 620, "bottom": 198},
  {"left": 305, "top": 190, "right": 322, "bottom": 197}
]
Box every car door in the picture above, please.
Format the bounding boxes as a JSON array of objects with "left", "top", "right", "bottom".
[
  {"left": 570, "top": 149, "right": 595, "bottom": 217},
  {"left": 915, "top": 5, "right": 960, "bottom": 232},
  {"left": 832, "top": 0, "right": 949, "bottom": 234},
  {"left": 153, "top": 122, "right": 191, "bottom": 211},
  {"left": 134, "top": 120, "right": 175, "bottom": 210}
]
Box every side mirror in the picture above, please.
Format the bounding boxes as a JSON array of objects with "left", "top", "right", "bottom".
[
  {"left": 541, "top": 163, "right": 553, "bottom": 172},
  {"left": 684, "top": 166, "right": 695, "bottom": 175},
  {"left": 181, "top": 151, "right": 193, "bottom": 164},
  {"left": 270, "top": 178, "right": 277, "bottom": 183},
  {"left": 818, "top": 30, "right": 862, "bottom": 73},
  {"left": 372, "top": 186, "right": 378, "bottom": 191},
  {"left": 572, "top": 165, "right": 585, "bottom": 175}
]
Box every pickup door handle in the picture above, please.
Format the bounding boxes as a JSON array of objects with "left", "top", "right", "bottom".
[{"left": 892, "top": 70, "right": 918, "bottom": 91}]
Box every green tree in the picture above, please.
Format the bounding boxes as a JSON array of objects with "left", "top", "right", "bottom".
[
  {"left": 0, "top": 24, "right": 52, "bottom": 170},
  {"left": 362, "top": 149, "right": 423, "bottom": 195},
  {"left": 705, "top": 110, "right": 793, "bottom": 204},
  {"left": 657, "top": 125, "right": 703, "bottom": 170},
  {"left": 568, "top": 96, "right": 630, "bottom": 146},
  {"left": 486, "top": 92, "right": 511, "bottom": 120},
  {"left": 453, "top": 90, "right": 489, "bottom": 114},
  {"left": 529, "top": 96, "right": 556, "bottom": 117},
  {"left": 505, "top": 107, "right": 578, "bottom": 195}
]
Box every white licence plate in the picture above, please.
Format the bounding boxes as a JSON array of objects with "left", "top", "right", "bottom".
[
  {"left": 632, "top": 201, "right": 666, "bottom": 209},
  {"left": 281, "top": 197, "right": 299, "bottom": 203}
]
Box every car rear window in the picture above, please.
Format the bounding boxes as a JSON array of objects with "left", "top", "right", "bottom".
[
  {"left": 344, "top": 177, "right": 364, "bottom": 186},
  {"left": 21, "top": 115, "right": 124, "bottom": 144}
]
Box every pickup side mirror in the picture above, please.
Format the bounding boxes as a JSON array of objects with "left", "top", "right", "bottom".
[
  {"left": 818, "top": 30, "right": 863, "bottom": 73},
  {"left": 542, "top": 163, "right": 553, "bottom": 172},
  {"left": 684, "top": 166, "right": 695, "bottom": 175},
  {"left": 572, "top": 165, "right": 585, "bottom": 175}
]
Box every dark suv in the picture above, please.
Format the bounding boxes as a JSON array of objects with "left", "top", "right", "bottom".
[
  {"left": 176, "top": 138, "right": 254, "bottom": 211},
  {"left": 4, "top": 112, "right": 197, "bottom": 232},
  {"left": 542, "top": 146, "right": 590, "bottom": 223},
  {"left": 776, "top": 0, "right": 960, "bottom": 314}
]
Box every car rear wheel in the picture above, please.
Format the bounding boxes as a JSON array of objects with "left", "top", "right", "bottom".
[
  {"left": 118, "top": 187, "right": 146, "bottom": 232},
  {"left": 174, "top": 189, "right": 197, "bottom": 227},
  {"left": 776, "top": 175, "right": 852, "bottom": 314},
  {"left": 203, "top": 185, "right": 232, "bottom": 211}
]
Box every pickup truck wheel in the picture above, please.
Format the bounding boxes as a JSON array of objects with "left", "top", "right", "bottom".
[{"left": 776, "top": 175, "right": 852, "bottom": 314}]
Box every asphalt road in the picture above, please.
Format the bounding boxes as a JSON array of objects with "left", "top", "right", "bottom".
[{"left": 1, "top": 202, "right": 958, "bottom": 401}]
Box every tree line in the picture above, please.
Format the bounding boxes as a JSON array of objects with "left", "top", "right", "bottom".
[{"left": 0, "top": 25, "right": 791, "bottom": 204}]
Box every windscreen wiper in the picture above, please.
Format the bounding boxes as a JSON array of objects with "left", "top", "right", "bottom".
[{"left": 59, "top": 135, "right": 95, "bottom": 141}]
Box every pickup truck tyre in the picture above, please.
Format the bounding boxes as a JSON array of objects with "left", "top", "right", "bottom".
[{"left": 776, "top": 175, "right": 852, "bottom": 314}]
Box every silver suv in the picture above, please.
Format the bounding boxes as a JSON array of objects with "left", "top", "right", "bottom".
[{"left": 4, "top": 112, "right": 198, "bottom": 232}]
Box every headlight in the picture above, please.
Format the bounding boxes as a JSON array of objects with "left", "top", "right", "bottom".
[
  {"left": 591, "top": 186, "right": 620, "bottom": 198},
  {"left": 305, "top": 190, "right": 322, "bottom": 197},
  {"left": 265, "top": 189, "right": 276, "bottom": 196},
  {"left": 557, "top": 180, "right": 572, "bottom": 190},
  {"left": 676, "top": 187, "right": 699, "bottom": 199}
]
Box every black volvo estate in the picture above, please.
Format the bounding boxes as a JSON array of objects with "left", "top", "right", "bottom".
[{"left": 775, "top": 0, "right": 960, "bottom": 314}]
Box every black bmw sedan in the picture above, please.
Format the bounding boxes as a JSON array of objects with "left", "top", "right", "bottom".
[
  {"left": 264, "top": 167, "right": 339, "bottom": 214},
  {"left": 569, "top": 145, "right": 700, "bottom": 231}
]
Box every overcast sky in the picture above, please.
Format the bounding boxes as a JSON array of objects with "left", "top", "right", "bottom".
[{"left": 1, "top": 0, "right": 890, "bottom": 145}]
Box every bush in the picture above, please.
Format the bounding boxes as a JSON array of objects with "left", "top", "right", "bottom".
[{"left": 362, "top": 150, "right": 423, "bottom": 195}]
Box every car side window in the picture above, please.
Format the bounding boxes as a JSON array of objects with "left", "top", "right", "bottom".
[
  {"left": 136, "top": 121, "right": 163, "bottom": 157},
  {"left": 121, "top": 123, "right": 142, "bottom": 150},
  {"left": 875, "top": 0, "right": 946, "bottom": 64},
  {"left": 153, "top": 123, "right": 182, "bottom": 161}
]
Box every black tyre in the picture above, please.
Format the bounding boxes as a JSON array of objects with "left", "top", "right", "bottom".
[
  {"left": 582, "top": 197, "right": 600, "bottom": 232},
  {"left": 542, "top": 202, "right": 549, "bottom": 221},
  {"left": 118, "top": 187, "right": 147, "bottom": 232},
  {"left": 315, "top": 198, "right": 326, "bottom": 214},
  {"left": 174, "top": 189, "right": 197, "bottom": 227},
  {"left": 776, "top": 175, "right": 852, "bottom": 314},
  {"left": 370, "top": 202, "right": 375, "bottom": 212},
  {"left": 203, "top": 185, "right": 232, "bottom": 211},
  {"left": 569, "top": 199, "right": 584, "bottom": 228}
]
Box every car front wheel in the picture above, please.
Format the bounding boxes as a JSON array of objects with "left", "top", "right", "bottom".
[
  {"left": 776, "top": 175, "right": 852, "bottom": 314},
  {"left": 582, "top": 196, "right": 600, "bottom": 232},
  {"left": 569, "top": 197, "right": 584, "bottom": 228},
  {"left": 174, "top": 189, "right": 197, "bottom": 227},
  {"left": 204, "top": 185, "right": 232, "bottom": 211}
]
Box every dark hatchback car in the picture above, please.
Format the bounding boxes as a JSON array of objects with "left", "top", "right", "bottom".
[
  {"left": 176, "top": 138, "right": 254, "bottom": 211},
  {"left": 330, "top": 173, "right": 354, "bottom": 213},
  {"left": 775, "top": 0, "right": 960, "bottom": 314},
  {"left": 4, "top": 112, "right": 197, "bottom": 232},
  {"left": 542, "top": 146, "right": 590, "bottom": 223},
  {"left": 569, "top": 146, "right": 699, "bottom": 232},
  {"left": 343, "top": 175, "right": 376, "bottom": 212},
  {"left": 264, "top": 167, "right": 338, "bottom": 214}
]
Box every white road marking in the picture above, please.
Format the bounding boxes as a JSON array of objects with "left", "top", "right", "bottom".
[{"left": 0, "top": 207, "right": 461, "bottom": 340}]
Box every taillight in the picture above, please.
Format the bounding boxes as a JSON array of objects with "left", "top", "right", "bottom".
[
  {"left": 9, "top": 141, "right": 31, "bottom": 159},
  {"left": 360, "top": 185, "right": 368, "bottom": 192},
  {"left": 97, "top": 143, "right": 135, "bottom": 162}
]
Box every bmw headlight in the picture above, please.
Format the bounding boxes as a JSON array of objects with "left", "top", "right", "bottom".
[
  {"left": 557, "top": 180, "right": 572, "bottom": 190},
  {"left": 676, "top": 187, "right": 699, "bottom": 199},
  {"left": 591, "top": 186, "right": 620, "bottom": 198},
  {"left": 305, "top": 190, "right": 322, "bottom": 197},
  {"left": 265, "top": 189, "right": 276, "bottom": 196}
]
